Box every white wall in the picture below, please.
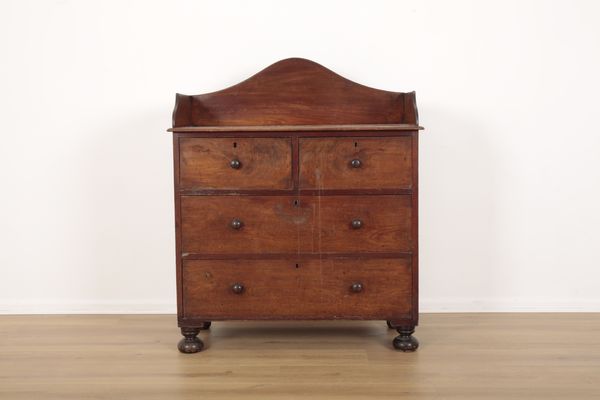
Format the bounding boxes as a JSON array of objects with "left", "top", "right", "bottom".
[{"left": 1, "top": 0, "right": 599, "bottom": 313}]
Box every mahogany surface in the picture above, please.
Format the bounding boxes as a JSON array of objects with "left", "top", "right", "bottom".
[
  {"left": 172, "top": 58, "right": 418, "bottom": 127},
  {"left": 180, "top": 137, "right": 292, "bottom": 190},
  {"left": 182, "top": 258, "right": 412, "bottom": 319},
  {"left": 180, "top": 195, "right": 412, "bottom": 254},
  {"left": 298, "top": 137, "right": 413, "bottom": 189},
  {"left": 170, "top": 58, "right": 422, "bottom": 352}
]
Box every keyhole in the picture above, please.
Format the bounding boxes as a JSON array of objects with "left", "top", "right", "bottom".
[
  {"left": 233, "top": 142, "right": 237, "bottom": 148},
  {"left": 354, "top": 141, "right": 358, "bottom": 147},
  {"left": 295, "top": 263, "right": 300, "bottom": 269},
  {"left": 293, "top": 199, "right": 299, "bottom": 207}
]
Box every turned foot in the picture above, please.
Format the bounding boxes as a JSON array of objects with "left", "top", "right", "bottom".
[
  {"left": 386, "top": 320, "right": 395, "bottom": 329},
  {"left": 178, "top": 327, "right": 204, "bottom": 353},
  {"left": 393, "top": 326, "right": 419, "bottom": 351},
  {"left": 198, "top": 321, "right": 211, "bottom": 330}
]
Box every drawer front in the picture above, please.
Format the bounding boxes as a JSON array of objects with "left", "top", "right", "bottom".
[
  {"left": 181, "top": 196, "right": 310, "bottom": 254},
  {"left": 181, "top": 195, "right": 412, "bottom": 254},
  {"left": 183, "top": 258, "right": 412, "bottom": 319},
  {"left": 179, "top": 137, "right": 292, "bottom": 190},
  {"left": 299, "top": 137, "right": 412, "bottom": 189},
  {"left": 314, "top": 195, "right": 412, "bottom": 253}
]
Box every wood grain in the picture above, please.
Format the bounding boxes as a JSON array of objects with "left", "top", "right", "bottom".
[
  {"left": 181, "top": 196, "right": 307, "bottom": 254},
  {"left": 172, "top": 58, "right": 419, "bottom": 127},
  {"left": 179, "top": 137, "right": 292, "bottom": 190},
  {"left": 314, "top": 195, "right": 412, "bottom": 253},
  {"left": 299, "top": 137, "right": 413, "bottom": 189},
  {"left": 182, "top": 258, "right": 412, "bottom": 319},
  {"left": 1, "top": 314, "right": 599, "bottom": 400},
  {"left": 180, "top": 195, "right": 412, "bottom": 254}
]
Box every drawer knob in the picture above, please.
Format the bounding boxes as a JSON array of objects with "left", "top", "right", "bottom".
[
  {"left": 230, "top": 159, "right": 242, "bottom": 169},
  {"left": 351, "top": 282, "right": 363, "bottom": 293},
  {"left": 231, "top": 283, "right": 244, "bottom": 294},
  {"left": 350, "top": 159, "right": 362, "bottom": 168},
  {"left": 230, "top": 219, "right": 243, "bottom": 230},
  {"left": 351, "top": 219, "right": 363, "bottom": 229}
]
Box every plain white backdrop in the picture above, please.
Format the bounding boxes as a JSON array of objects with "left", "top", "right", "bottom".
[{"left": 1, "top": 0, "right": 599, "bottom": 313}]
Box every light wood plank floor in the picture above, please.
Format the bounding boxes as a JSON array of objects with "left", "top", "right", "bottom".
[{"left": 1, "top": 314, "right": 599, "bottom": 399}]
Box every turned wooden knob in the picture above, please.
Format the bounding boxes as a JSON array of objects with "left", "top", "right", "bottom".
[
  {"left": 350, "top": 159, "right": 362, "bottom": 168},
  {"left": 230, "top": 159, "right": 241, "bottom": 169},
  {"left": 231, "top": 283, "right": 244, "bottom": 294},
  {"left": 351, "top": 282, "right": 363, "bottom": 293},
  {"left": 351, "top": 219, "right": 363, "bottom": 229},
  {"left": 230, "top": 219, "right": 243, "bottom": 230}
]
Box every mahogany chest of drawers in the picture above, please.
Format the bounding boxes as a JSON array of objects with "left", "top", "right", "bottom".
[{"left": 169, "top": 58, "right": 422, "bottom": 352}]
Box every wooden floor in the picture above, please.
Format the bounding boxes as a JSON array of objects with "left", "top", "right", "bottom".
[{"left": 1, "top": 314, "right": 599, "bottom": 399}]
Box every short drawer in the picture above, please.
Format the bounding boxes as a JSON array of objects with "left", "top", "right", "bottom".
[
  {"left": 314, "top": 195, "right": 412, "bottom": 253},
  {"left": 182, "top": 258, "right": 412, "bottom": 319},
  {"left": 299, "top": 137, "right": 412, "bottom": 189},
  {"left": 179, "top": 137, "right": 292, "bottom": 190},
  {"left": 180, "top": 195, "right": 412, "bottom": 254},
  {"left": 181, "top": 195, "right": 309, "bottom": 254}
]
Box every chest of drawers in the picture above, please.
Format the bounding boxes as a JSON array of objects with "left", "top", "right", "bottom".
[{"left": 169, "top": 58, "right": 422, "bottom": 353}]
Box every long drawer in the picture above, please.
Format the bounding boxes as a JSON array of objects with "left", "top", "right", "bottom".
[
  {"left": 182, "top": 258, "right": 412, "bottom": 319},
  {"left": 180, "top": 195, "right": 412, "bottom": 254}
]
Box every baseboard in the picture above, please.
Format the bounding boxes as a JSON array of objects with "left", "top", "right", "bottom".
[
  {"left": 1, "top": 299, "right": 599, "bottom": 314},
  {"left": 420, "top": 298, "right": 600, "bottom": 312},
  {"left": 0, "top": 300, "right": 176, "bottom": 314}
]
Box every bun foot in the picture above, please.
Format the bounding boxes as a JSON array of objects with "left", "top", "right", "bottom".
[
  {"left": 393, "top": 327, "right": 419, "bottom": 352},
  {"left": 198, "top": 321, "right": 211, "bottom": 330},
  {"left": 386, "top": 320, "right": 395, "bottom": 329},
  {"left": 178, "top": 327, "right": 204, "bottom": 353}
]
